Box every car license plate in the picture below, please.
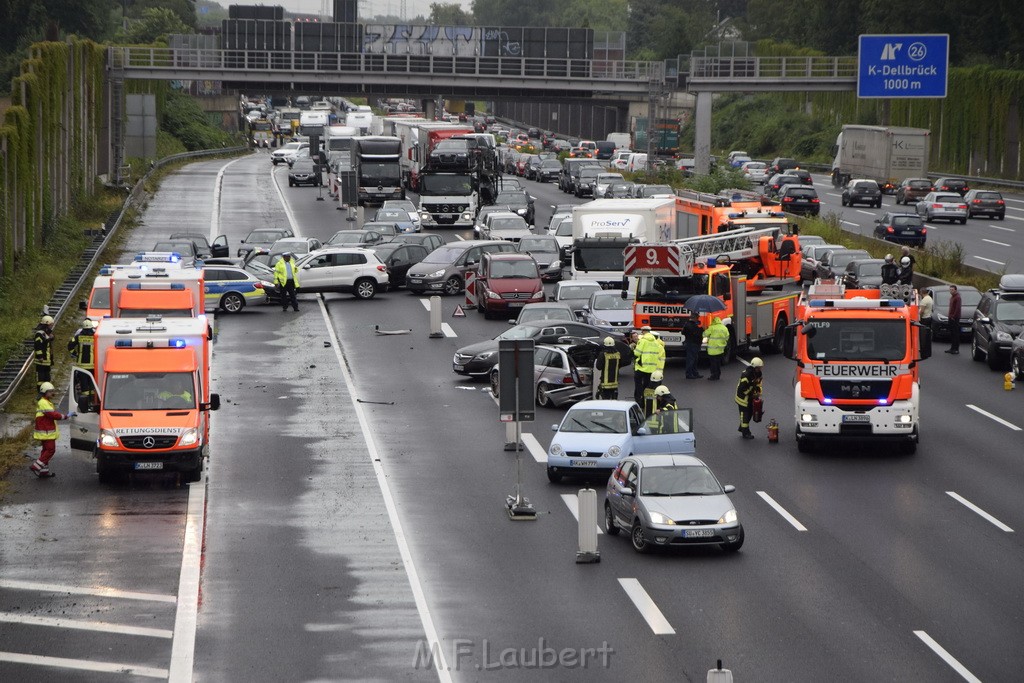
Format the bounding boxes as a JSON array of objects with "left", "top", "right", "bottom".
[
  {"left": 508, "top": 302, "right": 525, "bottom": 307},
  {"left": 570, "top": 459, "right": 598, "bottom": 467},
  {"left": 134, "top": 462, "right": 164, "bottom": 470},
  {"left": 683, "top": 529, "right": 714, "bottom": 538},
  {"left": 408, "top": 278, "right": 422, "bottom": 284},
  {"left": 901, "top": 230, "right": 917, "bottom": 235},
  {"left": 960, "top": 326, "right": 970, "bottom": 333},
  {"left": 842, "top": 414, "right": 870, "bottom": 423},
  {"left": 453, "top": 364, "right": 465, "bottom": 371},
  {"left": 661, "top": 334, "right": 682, "bottom": 343}
]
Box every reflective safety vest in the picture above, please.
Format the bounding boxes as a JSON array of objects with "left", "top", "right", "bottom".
[
  {"left": 597, "top": 350, "right": 620, "bottom": 389},
  {"left": 33, "top": 397, "right": 61, "bottom": 441},
  {"left": 634, "top": 334, "right": 660, "bottom": 373},
  {"left": 705, "top": 321, "right": 729, "bottom": 357},
  {"left": 68, "top": 330, "right": 95, "bottom": 370},
  {"left": 274, "top": 257, "right": 301, "bottom": 287},
  {"left": 642, "top": 386, "right": 657, "bottom": 419},
  {"left": 654, "top": 339, "right": 666, "bottom": 370},
  {"left": 735, "top": 369, "right": 761, "bottom": 407}
]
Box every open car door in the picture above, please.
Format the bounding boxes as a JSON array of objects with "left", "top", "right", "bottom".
[
  {"left": 67, "top": 366, "right": 100, "bottom": 452},
  {"left": 632, "top": 407, "right": 696, "bottom": 456}
]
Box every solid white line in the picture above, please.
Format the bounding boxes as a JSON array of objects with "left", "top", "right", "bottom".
[
  {"left": 520, "top": 432, "right": 548, "bottom": 463},
  {"left": 270, "top": 164, "right": 304, "bottom": 237},
  {"left": 0, "top": 579, "right": 176, "bottom": 603},
  {"left": 441, "top": 322, "right": 457, "bottom": 338},
  {"left": 617, "top": 578, "right": 675, "bottom": 635},
  {"left": 965, "top": 404, "right": 1022, "bottom": 431},
  {"left": 0, "top": 612, "right": 172, "bottom": 639},
  {"left": 913, "top": 631, "right": 982, "bottom": 683},
  {"left": 318, "top": 297, "right": 451, "bottom": 682},
  {"left": 560, "top": 494, "right": 604, "bottom": 535},
  {"left": 987, "top": 224, "right": 1014, "bottom": 231},
  {"left": 209, "top": 156, "right": 248, "bottom": 241},
  {"left": 826, "top": 193, "right": 842, "bottom": 199},
  {"left": 856, "top": 209, "right": 876, "bottom": 216},
  {"left": 756, "top": 491, "right": 808, "bottom": 531},
  {"left": 982, "top": 238, "right": 1011, "bottom": 247},
  {"left": 167, "top": 469, "right": 207, "bottom": 682},
  {"left": 946, "top": 492, "right": 1014, "bottom": 532},
  {"left": 0, "top": 652, "right": 167, "bottom": 679},
  {"left": 970, "top": 255, "right": 1006, "bottom": 265}
]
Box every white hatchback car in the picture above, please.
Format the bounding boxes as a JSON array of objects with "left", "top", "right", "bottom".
[{"left": 295, "top": 247, "right": 389, "bottom": 299}]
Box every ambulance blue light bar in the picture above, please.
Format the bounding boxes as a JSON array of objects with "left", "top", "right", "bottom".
[
  {"left": 807, "top": 299, "right": 904, "bottom": 308},
  {"left": 125, "top": 283, "right": 185, "bottom": 290},
  {"left": 169, "top": 338, "right": 186, "bottom": 348},
  {"left": 135, "top": 252, "right": 181, "bottom": 263}
]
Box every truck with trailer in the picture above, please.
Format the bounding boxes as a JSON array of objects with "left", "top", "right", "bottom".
[
  {"left": 627, "top": 227, "right": 802, "bottom": 356},
  {"left": 69, "top": 316, "right": 220, "bottom": 483},
  {"left": 783, "top": 281, "right": 931, "bottom": 453},
  {"left": 412, "top": 123, "right": 499, "bottom": 229},
  {"left": 110, "top": 268, "right": 205, "bottom": 318},
  {"left": 568, "top": 198, "right": 676, "bottom": 287},
  {"left": 830, "top": 125, "right": 931, "bottom": 193},
  {"left": 397, "top": 121, "right": 473, "bottom": 192},
  {"left": 352, "top": 136, "right": 404, "bottom": 205}
]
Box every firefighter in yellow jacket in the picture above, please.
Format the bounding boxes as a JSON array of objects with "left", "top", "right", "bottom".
[{"left": 735, "top": 357, "right": 763, "bottom": 439}]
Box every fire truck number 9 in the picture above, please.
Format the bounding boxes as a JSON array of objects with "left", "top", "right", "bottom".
[{"left": 643, "top": 248, "right": 661, "bottom": 267}]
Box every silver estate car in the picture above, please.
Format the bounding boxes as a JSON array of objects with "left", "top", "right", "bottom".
[
  {"left": 915, "top": 192, "right": 969, "bottom": 224},
  {"left": 605, "top": 454, "right": 743, "bottom": 553}
]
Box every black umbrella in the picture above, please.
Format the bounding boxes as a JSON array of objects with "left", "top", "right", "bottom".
[{"left": 684, "top": 294, "right": 727, "bottom": 313}]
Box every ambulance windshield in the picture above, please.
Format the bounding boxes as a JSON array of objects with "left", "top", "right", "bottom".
[{"left": 104, "top": 373, "right": 197, "bottom": 410}]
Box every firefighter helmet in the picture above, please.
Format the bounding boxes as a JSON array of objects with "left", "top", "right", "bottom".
[
  {"left": 40, "top": 315, "right": 54, "bottom": 325},
  {"left": 654, "top": 385, "right": 670, "bottom": 396},
  {"left": 39, "top": 382, "right": 55, "bottom": 393},
  {"left": 650, "top": 370, "right": 663, "bottom": 382},
  {"left": 603, "top": 337, "right": 614, "bottom": 347},
  {"left": 82, "top": 319, "right": 96, "bottom": 329},
  {"left": 750, "top": 357, "right": 764, "bottom": 367}
]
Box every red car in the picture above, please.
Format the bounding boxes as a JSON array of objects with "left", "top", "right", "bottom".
[{"left": 474, "top": 252, "right": 544, "bottom": 319}]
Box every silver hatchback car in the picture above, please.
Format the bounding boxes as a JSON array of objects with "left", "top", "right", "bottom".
[{"left": 605, "top": 454, "right": 743, "bottom": 553}]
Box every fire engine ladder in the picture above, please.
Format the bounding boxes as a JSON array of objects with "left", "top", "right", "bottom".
[{"left": 673, "top": 226, "right": 783, "bottom": 266}]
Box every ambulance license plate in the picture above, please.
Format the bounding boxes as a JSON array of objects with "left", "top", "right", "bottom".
[{"left": 134, "top": 462, "right": 164, "bottom": 470}]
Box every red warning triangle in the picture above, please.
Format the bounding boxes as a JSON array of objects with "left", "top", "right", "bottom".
[{"left": 452, "top": 305, "right": 467, "bottom": 318}]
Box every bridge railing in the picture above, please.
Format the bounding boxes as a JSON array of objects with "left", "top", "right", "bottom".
[
  {"left": 110, "top": 47, "right": 664, "bottom": 83},
  {"left": 689, "top": 56, "right": 857, "bottom": 80}
]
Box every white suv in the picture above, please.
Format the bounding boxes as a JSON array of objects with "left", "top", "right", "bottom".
[
  {"left": 295, "top": 247, "right": 389, "bottom": 299},
  {"left": 271, "top": 141, "right": 309, "bottom": 166}
]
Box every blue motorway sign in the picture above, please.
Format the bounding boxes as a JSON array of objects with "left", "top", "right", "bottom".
[{"left": 858, "top": 34, "right": 949, "bottom": 98}]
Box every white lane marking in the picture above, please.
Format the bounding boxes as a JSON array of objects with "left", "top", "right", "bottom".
[
  {"left": 856, "top": 210, "right": 876, "bottom": 216},
  {"left": 0, "top": 652, "right": 167, "bottom": 678},
  {"left": 987, "top": 224, "right": 1014, "bottom": 231},
  {"left": 167, "top": 468, "right": 208, "bottom": 682},
  {"left": 419, "top": 298, "right": 430, "bottom": 311},
  {"left": 966, "top": 404, "right": 1022, "bottom": 430},
  {"left": 1003, "top": 197, "right": 1024, "bottom": 205},
  {"left": 560, "top": 494, "right": 604, "bottom": 535},
  {"left": 826, "top": 193, "right": 842, "bottom": 199},
  {"left": 617, "top": 578, "right": 675, "bottom": 635},
  {"left": 441, "top": 322, "right": 457, "bottom": 338},
  {"left": 317, "top": 297, "right": 452, "bottom": 682},
  {"left": 270, "top": 163, "right": 303, "bottom": 237},
  {"left": 982, "top": 238, "right": 1011, "bottom": 247},
  {"left": 0, "top": 579, "right": 176, "bottom": 603},
  {"left": 756, "top": 491, "right": 808, "bottom": 531},
  {"left": 520, "top": 432, "right": 548, "bottom": 463},
  {"left": 209, "top": 156, "right": 248, "bottom": 241},
  {"left": 913, "top": 631, "right": 982, "bottom": 683},
  {"left": 0, "top": 612, "right": 172, "bottom": 639},
  {"left": 841, "top": 220, "right": 858, "bottom": 226},
  {"left": 946, "top": 491, "right": 1014, "bottom": 532},
  {"left": 455, "top": 234, "right": 465, "bottom": 240},
  {"left": 1005, "top": 213, "right": 1024, "bottom": 221},
  {"left": 970, "top": 255, "right": 1006, "bottom": 265}
]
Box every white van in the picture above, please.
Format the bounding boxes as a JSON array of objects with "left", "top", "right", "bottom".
[
  {"left": 606, "top": 132, "right": 631, "bottom": 150},
  {"left": 345, "top": 110, "right": 373, "bottom": 134},
  {"left": 625, "top": 152, "right": 648, "bottom": 173}
]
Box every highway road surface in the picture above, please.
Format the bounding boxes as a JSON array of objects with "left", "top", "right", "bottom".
[{"left": 1, "top": 151, "right": 1022, "bottom": 682}]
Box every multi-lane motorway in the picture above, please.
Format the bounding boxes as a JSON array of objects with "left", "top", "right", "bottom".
[{"left": 1, "top": 152, "right": 1022, "bottom": 682}]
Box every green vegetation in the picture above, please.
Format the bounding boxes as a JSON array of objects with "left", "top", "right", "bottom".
[{"left": 161, "top": 88, "right": 237, "bottom": 151}]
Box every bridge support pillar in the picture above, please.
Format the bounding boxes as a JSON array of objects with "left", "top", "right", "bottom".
[
  {"left": 422, "top": 98, "right": 436, "bottom": 121},
  {"left": 694, "top": 91, "right": 713, "bottom": 176}
]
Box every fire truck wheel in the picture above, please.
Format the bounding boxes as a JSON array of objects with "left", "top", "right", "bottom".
[
  {"left": 796, "top": 434, "right": 814, "bottom": 454},
  {"left": 901, "top": 440, "right": 917, "bottom": 455}
]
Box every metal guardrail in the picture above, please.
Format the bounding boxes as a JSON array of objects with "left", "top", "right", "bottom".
[
  {"left": 0, "top": 145, "right": 248, "bottom": 410},
  {"left": 108, "top": 47, "right": 665, "bottom": 89}
]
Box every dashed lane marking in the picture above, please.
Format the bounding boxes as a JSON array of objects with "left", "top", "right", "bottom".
[
  {"left": 966, "top": 404, "right": 1021, "bottom": 431},
  {"left": 913, "top": 631, "right": 981, "bottom": 683},
  {"left": 0, "top": 579, "right": 176, "bottom": 603},
  {"left": 520, "top": 432, "right": 548, "bottom": 463},
  {"left": 987, "top": 224, "right": 1015, "bottom": 232},
  {"left": 441, "top": 323, "right": 457, "bottom": 338},
  {"left": 970, "top": 255, "right": 1005, "bottom": 265},
  {"left": 560, "top": 494, "right": 604, "bottom": 535},
  {"left": 0, "top": 612, "right": 173, "bottom": 638},
  {"left": 856, "top": 210, "right": 876, "bottom": 216},
  {"left": 946, "top": 492, "right": 1014, "bottom": 532},
  {"left": 617, "top": 578, "right": 675, "bottom": 635},
  {"left": 756, "top": 491, "right": 808, "bottom": 531},
  {"left": 0, "top": 652, "right": 167, "bottom": 679},
  {"left": 982, "top": 238, "right": 1011, "bottom": 247}
]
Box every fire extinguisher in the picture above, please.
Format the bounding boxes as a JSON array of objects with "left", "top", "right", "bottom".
[
  {"left": 752, "top": 395, "right": 764, "bottom": 423},
  {"left": 767, "top": 419, "right": 779, "bottom": 443}
]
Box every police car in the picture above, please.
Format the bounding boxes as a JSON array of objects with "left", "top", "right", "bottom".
[{"left": 201, "top": 265, "right": 270, "bottom": 312}]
